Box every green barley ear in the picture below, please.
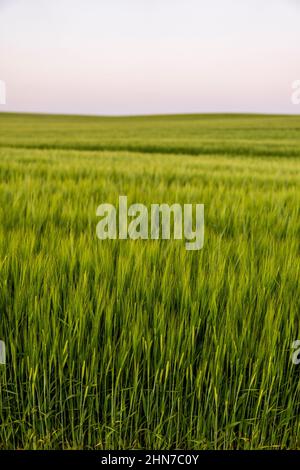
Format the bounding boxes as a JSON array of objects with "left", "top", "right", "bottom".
[{"left": 0, "top": 340, "right": 5, "bottom": 365}]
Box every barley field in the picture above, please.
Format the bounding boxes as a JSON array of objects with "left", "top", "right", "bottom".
[{"left": 0, "top": 112, "right": 299, "bottom": 449}]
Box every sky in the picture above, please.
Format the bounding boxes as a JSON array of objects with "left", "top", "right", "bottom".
[{"left": 0, "top": 0, "right": 299, "bottom": 115}]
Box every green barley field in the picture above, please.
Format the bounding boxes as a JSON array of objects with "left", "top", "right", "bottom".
[{"left": 0, "top": 112, "right": 299, "bottom": 449}]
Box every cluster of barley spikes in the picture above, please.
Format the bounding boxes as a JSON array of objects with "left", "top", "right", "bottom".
[{"left": 0, "top": 113, "right": 299, "bottom": 449}]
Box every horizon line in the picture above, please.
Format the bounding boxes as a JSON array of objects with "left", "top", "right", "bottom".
[{"left": 1, "top": 110, "right": 300, "bottom": 119}]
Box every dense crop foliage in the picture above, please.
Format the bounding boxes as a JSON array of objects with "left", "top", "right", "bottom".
[{"left": 0, "top": 113, "right": 299, "bottom": 449}]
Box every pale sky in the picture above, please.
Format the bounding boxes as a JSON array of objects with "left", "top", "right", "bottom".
[{"left": 0, "top": 0, "right": 299, "bottom": 115}]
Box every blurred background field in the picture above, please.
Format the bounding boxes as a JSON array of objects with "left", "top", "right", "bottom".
[{"left": 1, "top": 112, "right": 300, "bottom": 157}]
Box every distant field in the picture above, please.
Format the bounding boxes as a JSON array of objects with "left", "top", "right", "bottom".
[
  {"left": 1, "top": 112, "right": 300, "bottom": 157},
  {"left": 0, "top": 113, "right": 299, "bottom": 449}
]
